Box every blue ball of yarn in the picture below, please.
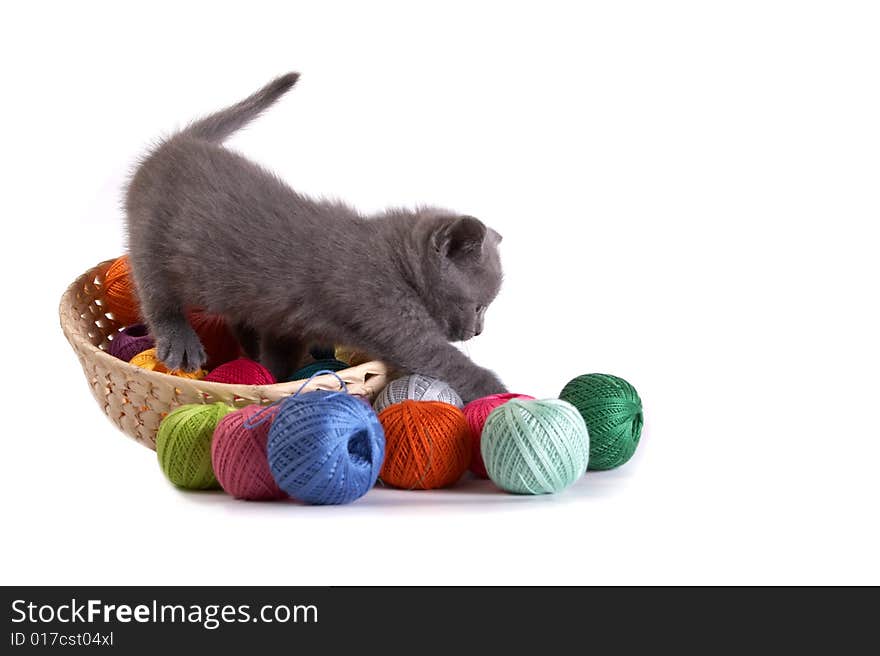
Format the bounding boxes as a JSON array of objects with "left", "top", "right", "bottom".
[{"left": 267, "top": 390, "right": 385, "bottom": 505}]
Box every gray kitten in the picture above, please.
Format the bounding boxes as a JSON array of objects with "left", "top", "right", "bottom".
[{"left": 125, "top": 72, "right": 506, "bottom": 402}]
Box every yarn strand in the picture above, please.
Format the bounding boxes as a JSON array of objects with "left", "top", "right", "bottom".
[{"left": 244, "top": 369, "right": 349, "bottom": 429}]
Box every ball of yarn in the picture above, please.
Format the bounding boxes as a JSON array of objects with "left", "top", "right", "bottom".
[
  {"left": 204, "top": 358, "right": 276, "bottom": 385},
  {"left": 212, "top": 405, "right": 285, "bottom": 500},
  {"left": 156, "top": 403, "right": 233, "bottom": 489},
  {"left": 287, "top": 358, "right": 349, "bottom": 382},
  {"left": 378, "top": 401, "right": 471, "bottom": 489},
  {"left": 482, "top": 399, "right": 589, "bottom": 495},
  {"left": 559, "top": 373, "right": 643, "bottom": 470},
  {"left": 187, "top": 310, "right": 241, "bottom": 370},
  {"left": 267, "top": 391, "right": 385, "bottom": 504},
  {"left": 129, "top": 348, "right": 207, "bottom": 380},
  {"left": 334, "top": 345, "right": 372, "bottom": 366},
  {"left": 107, "top": 324, "right": 154, "bottom": 363},
  {"left": 373, "top": 374, "right": 463, "bottom": 414},
  {"left": 463, "top": 393, "right": 535, "bottom": 478},
  {"left": 102, "top": 255, "right": 141, "bottom": 326},
  {"left": 308, "top": 344, "right": 337, "bottom": 360}
]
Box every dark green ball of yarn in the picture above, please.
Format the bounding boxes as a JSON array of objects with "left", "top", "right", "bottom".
[
  {"left": 308, "top": 344, "right": 336, "bottom": 360},
  {"left": 559, "top": 373, "right": 643, "bottom": 471},
  {"left": 286, "top": 358, "right": 350, "bottom": 382}
]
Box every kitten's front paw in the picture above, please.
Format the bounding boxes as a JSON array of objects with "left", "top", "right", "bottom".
[
  {"left": 461, "top": 369, "right": 508, "bottom": 403},
  {"left": 155, "top": 322, "right": 206, "bottom": 372}
]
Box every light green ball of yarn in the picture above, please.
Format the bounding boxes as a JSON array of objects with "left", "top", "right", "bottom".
[
  {"left": 156, "top": 403, "right": 233, "bottom": 490},
  {"left": 481, "top": 399, "right": 590, "bottom": 495},
  {"left": 559, "top": 373, "right": 643, "bottom": 471}
]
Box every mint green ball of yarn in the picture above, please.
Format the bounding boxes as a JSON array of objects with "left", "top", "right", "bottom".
[
  {"left": 481, "top": 399, "right": 590, "bottom": 495},
  {"left": 559, "top": 373, "right": 643, "bottom": 471},
  {"left": 156, "top": 403, "right": 233, "bottom": 490}
]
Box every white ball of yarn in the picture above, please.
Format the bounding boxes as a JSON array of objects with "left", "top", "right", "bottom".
[{"left": 372, "top": 374, "right": 464, "bottom": 414}]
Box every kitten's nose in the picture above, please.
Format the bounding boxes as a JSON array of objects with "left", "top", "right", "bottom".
[{"left": 474, "top": 328, "right": 482, "bottom": 336}]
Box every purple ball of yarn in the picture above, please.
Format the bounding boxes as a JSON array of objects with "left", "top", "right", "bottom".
[{"left": 108, "top": 324, "right": 154, "bottom": 362}]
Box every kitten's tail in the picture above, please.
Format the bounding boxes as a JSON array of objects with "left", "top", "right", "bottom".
[{"left": 182, "top": 72, "right": 300, "bottom": 143}]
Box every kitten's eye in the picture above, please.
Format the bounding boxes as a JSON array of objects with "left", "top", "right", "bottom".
[{"left": 476, "top": 305, "right": 485, "bottom": 314}]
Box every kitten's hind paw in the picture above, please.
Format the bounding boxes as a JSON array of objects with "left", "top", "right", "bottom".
[{"left": 154, "top": 321, "right": 206, "bottom": 372}]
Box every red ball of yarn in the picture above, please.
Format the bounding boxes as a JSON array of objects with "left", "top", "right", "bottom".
[
  {"left": 102, "top": 255, "right": 141, "bottom": 326},
  {"left": 204, "top": 358, "right": 276, "bottom": 385},
  {"left": 212, "top": 405, "right": 286, "bottom": 501},
  {"left": 463, "top": 393, "right": 536, "bottom": 478},
  {"left": 378, "top": 401, "right": 472, "bottom": 489},
  {"left": 187, "top": 309, "right": 242, "bottom": 370}
]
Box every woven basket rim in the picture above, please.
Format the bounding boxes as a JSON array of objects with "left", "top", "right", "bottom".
[
  {"left": 60, "top": 258, "right": 392, "bottom": 448},
  {"left": 59, "top": 259, "right": 388, "bottom": 398}
]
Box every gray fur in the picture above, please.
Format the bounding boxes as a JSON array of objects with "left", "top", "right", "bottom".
[{"left": 125, "top": 72, "right": 506, "bottom": 402}]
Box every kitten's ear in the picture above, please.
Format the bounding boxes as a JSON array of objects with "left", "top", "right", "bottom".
[{"left": 436, "top": 216, "right": 487, "bottom": 260}]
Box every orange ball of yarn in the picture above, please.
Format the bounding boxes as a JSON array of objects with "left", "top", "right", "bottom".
[
  {"left": 102, "top": 255, "right": 141, "bottom": 326},
  {"left": 188, "top": 309, "right": 241, "bottom": 370},
  {"left": 378, "top": 401, "right": 472, "bottom": 489},
  {"left": 129, "top": 348, "right": 207, "bottom": 380}
]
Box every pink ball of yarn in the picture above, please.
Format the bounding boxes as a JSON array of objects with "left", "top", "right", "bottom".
[
  {"left": 203, "top": 358, "right": 276, "bottom": 385},
  {"left": 211, "top": 404, "right": 285, "bottom": 501},
  {"left": 463, "top": 393, "right": 535, "bottom": 478}
]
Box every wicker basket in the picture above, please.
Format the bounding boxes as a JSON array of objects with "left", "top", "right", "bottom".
[{"left": 60, "top": 259, "right": 392, "bottom": 450}]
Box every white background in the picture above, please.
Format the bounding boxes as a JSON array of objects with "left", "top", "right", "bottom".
[{"left": 2, "top": 1, "right": 878, "bottom": 585}]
